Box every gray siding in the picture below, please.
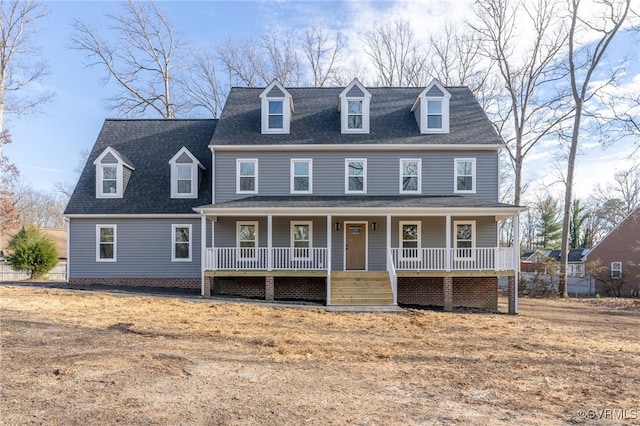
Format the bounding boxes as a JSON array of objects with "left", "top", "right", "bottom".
[
  {"left": 215, "top": 150, "right": 499, "bottom": 203},
  {"left": 346, "top": 85, "right": 365, "bottom": 97},
  {"left": 391, "top": 216, "right": 496, "bottom": 248},
  {"left": 213, "top": 217, "right": 328, "bottom": 248},
  {"left": 101, "top": 152, "right": 118, "bottom": 164},
  {"left": 331, "top": 217, "right": 387, "bottom": 271},
  {"left": 69, "top": 218, "right": 202, "bottom": 278},
  {"left": 123, "top": 167, "right": 132, "bottom": 192},
  {"left": 266, "top": 86, "right": 285, "bottom": 97},
  {"left": 176, "top": 152, "right": 193, "bottom": 163},
  {"left": 426, "top": 85, "right": 444, "bottom": 96}
]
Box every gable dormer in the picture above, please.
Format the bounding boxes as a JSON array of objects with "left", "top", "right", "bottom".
[
  {"left": 169, "top": 147, "right": 205, "bottom": 199},
  {"left": 411, "top": 79, "right": 451, "bottom": 134},
  {"left": 338, "top": 79, "right": 371, "bottom": 134},
  {"left": 93, "top": 146, "right": 135, "bottom": 199},
  {"left": 260, "top": 80, "right": 293, "bottom": 134}
]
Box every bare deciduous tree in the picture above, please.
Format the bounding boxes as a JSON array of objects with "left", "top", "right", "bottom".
[
  {"left": 13, "top": 185, "right": 67, "bottom": 228},
  {"left": 558, "top": 0, "right": 632, "bottom": 297},
  {"left": 363, "top": 20, "right": 428, "bottom": 87},
  {"left": 0, "top": 0, "right": 52, "bottom": 158},
  {"left": 469, "top": 0, "right": 572, "bottom": 206},
  {"left": 300, "top": 26, "right": 345, "bottom": 87},
  {"left": 69, "top": 0, "right": 185, "bottom": 118},
  {"left": 181, "top": 48, "right": 226, "bottom": 118},
  {"left": 329, "top": 59, "right": 369, "bottom": 86}
]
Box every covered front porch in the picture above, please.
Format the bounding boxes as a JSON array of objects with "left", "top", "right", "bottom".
[{"left": 195, "top": 196, "right": 524, "bottom": 312}]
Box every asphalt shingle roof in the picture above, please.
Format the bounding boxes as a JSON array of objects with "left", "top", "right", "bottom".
[
  {"left": 65, "top": 119, "right": 217, "bottom": 215},
  {"left": 211, "top": 86, "right": 503, "bottom": 147}
]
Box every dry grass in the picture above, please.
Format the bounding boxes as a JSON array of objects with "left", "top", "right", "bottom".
[{"left": 1, "top": 286, "right": 639, "bottom": 425}]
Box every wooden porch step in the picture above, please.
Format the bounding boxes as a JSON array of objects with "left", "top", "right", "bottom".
[{"left": 330, "top": 271, "right": 394, "bottom": 306}]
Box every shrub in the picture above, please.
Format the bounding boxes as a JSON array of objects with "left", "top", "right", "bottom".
[{"left": 6, "top": 227, "right": 58, "bottom": 279}]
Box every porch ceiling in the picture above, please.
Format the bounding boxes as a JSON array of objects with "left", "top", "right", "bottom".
[{"left": 194, "top": 195, "right": 525, "bottom": 216}]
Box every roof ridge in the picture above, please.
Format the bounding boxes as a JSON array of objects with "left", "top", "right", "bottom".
[{"left": 104, "top": 118, "right": 218, "bottom": 122}]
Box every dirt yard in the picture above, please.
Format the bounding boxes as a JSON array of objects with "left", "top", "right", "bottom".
[{"left": 1, "top": 286, "right": 639, "bottom": 425}]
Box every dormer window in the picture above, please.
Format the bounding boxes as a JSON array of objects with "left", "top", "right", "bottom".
[
  {"left": 260, "top": 80, "right": 293, "bottom": 134},
  {"left": 169, "top": 147, "right": 204, "bottom": 199},
  {"left": 93, "top": 146, "right": 135, "bottom": 199},
  {"left": 339, "top": 79, "right": 371, "bottom": 134},
  {"left": 411, "top": 79, "right": 451, "bottom": 134}
]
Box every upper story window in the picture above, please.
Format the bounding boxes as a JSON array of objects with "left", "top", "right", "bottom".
[
  {"left": 454, "top": 158, "right": 476, "bottom": 193},
  {"left": 93, "top": 146, "right": 135, "bottom": 199},
  {"left": 172, "top": 224, "right": 192, "bottom": 262},
  {"left": 411, "top": 79, "right": 451, "bottom": 134},
  {"left": 96, "top": 225, "right": 117, "bottom": 262},
  {"left": 345, "top": 159, "right": 367, "bottom": 194},
  {"left": 400, "top": 159, "right": 422, "bottom": 194},
  {"left": 291, "top": 159, "right": 312, "bottom": 194},
  {"left": 339, "top": 79, "right": 371, "bottom": 134},
  {"left": 454, "top": 221, "right": 475, "bottom": 259},
  {"left": 260, "top": 80, "right": 293, "bottom": 134},
  {"left": 611, "top": 261, "right": 622, "bottom": 278},
  {"left": 237, "top": 159, "right": 258, "bottom": 194},
  {"left": 169, "top": 147, "right": 204, "bottom": 199}
]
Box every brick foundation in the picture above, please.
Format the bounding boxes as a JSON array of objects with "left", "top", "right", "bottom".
[
  {"left": 274, "top": 277, "right": 326, "bottom": 303},
  {"left": 211, "top": 277, "right": 265, "bottom": 299},
  {"left": 68, "top": 277, "right": 200, "bottom": 289},
  {"left": 443, "top": 276, "right": 453, "bottom": 311},
  {"left": 508, "top": 276, "right": 517, "bottom": 314},
  {"left": 398, "top": 276, "right": 498, "bottom": 311},
  {"left": 265, "top": 276, "right": 275, "bottom": 301}
]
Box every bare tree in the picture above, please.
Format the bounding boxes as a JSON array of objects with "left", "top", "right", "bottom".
[
  {"left": 558, "top": 0, "right": 632, "bottom": 297},
  {"left": 69, "top": 0, "right": 185, "bottom": 118},
  {"left": 262, "top": 33, "right": 302, "bottom": 87},
  {"left": 363, "top": 20, "right": 429, "bottom": 87},
  {"left": 594, "top": 163, "right": 640, "bottom": 220},
  {"left": 300, "top": 26, "right": 345, "bottom": 87},
  {"left": 180, "top": 48, "right": 226, "bottom": 118},
  {"left": 0, "top": 0, "right": 52, "bottom": 158},
  {"left": 469, "top": 0, "right": 572, "bottom": 206},
  {"left": 13, "top": 185, "right": 66, "bottom": 228},
  {"left": 329, "top": 59, "right": 369, "bottom": 86}
]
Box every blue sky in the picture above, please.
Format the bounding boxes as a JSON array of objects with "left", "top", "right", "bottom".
[{"left": 5, "top": 0, "right": 639, "bottom": 201}]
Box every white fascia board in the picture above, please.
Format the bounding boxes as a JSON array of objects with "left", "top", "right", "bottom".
[
  {"left": 209, "top": 144, "right": 503, "bottom": 152},
  {"left": 64, "top": 214, "right": 202, "bottom": 219},
  {"left": 194, "top": 206, "right": 526, "bottom": 217}
]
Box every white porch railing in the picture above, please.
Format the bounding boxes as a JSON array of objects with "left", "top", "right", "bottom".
[
  {"left": 390, "top": 248, "right": 515, "bottom": 271},
  {"left": 205, "top": 248, "right": 327, "bottom": 271}
]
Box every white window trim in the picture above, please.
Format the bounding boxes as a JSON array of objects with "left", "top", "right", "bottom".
[
  {"left": 339, "top": 79, "right": 371, "bottom": 134},
  {"left": 412, "top": 80, "right": 451, "bottom": 134},
  {"left": 260, "top": 81, "right": 292, "bottom": 134},
  {"left": 96, "top": 224, "right": 117, "bottom": 262},
  {"left": 399, "top": 158, "right": 422, "bottom": 194},
  {"left": 611, "top": 261, "right": 622, "bottom": 278},
  {"left": 454, "top": 158, "right": 476, "bottom": 194},
  {"left": 426, "top": 99, "right": 444, "bottom": 131},
  {"left": 236, "top": 159, "right": 258, "bottom": 195},
  {"left": 290, "top": 159, "right": 313, "bottom": 194},
  {"left": 345, "top": 158, "right": 367, "bottom": 194},
  {"left": 172, "top": 224, "right": 192, "bottom": 262},
  {"left": 98, "top": 164, "right": 121, "bottom": 198},
  {"left": 399, "top": 221, "right": 421, "bottom": 259},
  {"left": 290, "top": 220, "right": 313, "bottom": 259},
  {"left": 169, "top": 147, "right": 202, "bottom": 199},
  {"left": 237, "top": 221, "right": 259, "bottom": 259},
  {"left": 454, "top": 220, "right": 475, "bottom": 260}
]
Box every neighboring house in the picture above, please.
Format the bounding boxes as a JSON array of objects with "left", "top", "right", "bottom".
[
  {"left": 585, "top": 207, "right": 640, "bottom": 297},
  {"left": 547, "top": 248, "right": 590, "bottom": 278},
  {"left": 64, "top": 79, "right": 524, "bottom": 312}
]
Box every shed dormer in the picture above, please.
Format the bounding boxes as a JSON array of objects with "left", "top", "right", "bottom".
[
  {"left": 260, "top": 80, "right": 293, "bottom": 134},
  {"left": 411, "top": 79, "right": 451, "bottom": 134},
  {"left": 339, "top": 79, "right": 371, "bottom": 134},
  {"left": 93, "top": 146, "right": 135, "bottom": 199},
  {"left": 169, "top": 146, "right": 205, "bottom": 199}
]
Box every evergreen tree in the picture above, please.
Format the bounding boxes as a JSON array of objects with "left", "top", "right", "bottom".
[
  {"left": 536, "top": 196, "right": 562, "bottom": 249},
  {"left": 569, "top": 199, "right": 589, "bottom": 248},
  {"left": 6, "top": 227, "right": 58, "bottom": 279}
]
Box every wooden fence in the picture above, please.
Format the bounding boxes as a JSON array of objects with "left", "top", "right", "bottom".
[{"left": 0, "top": 261, "right": 67, "bottom": 282}]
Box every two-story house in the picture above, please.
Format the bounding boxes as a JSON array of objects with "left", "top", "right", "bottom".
[{"left": 64, "top": 79, "right": 524, "bottom": 313}]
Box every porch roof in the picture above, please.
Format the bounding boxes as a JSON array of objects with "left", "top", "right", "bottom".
[{"left": 194, "top": 195, "right": 524, "bottom": 216}]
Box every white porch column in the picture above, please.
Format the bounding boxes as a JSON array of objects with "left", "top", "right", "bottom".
[
  {"left": 267, "top": 215, "right": 273, "bottom": 271},
  {"left": 200, "top": 213, "right": 207, "bottom": 297},
  {"left": 445, "top": 214, "right": 452, "bottom": 271},
  {"left": 386, "top": 215, "right": 391, "bottom": 270},
  {"left": 326, "top": 214, "right": 332, "bottom": 306},
  {"left": 512, "top": 214, "right": 520, "bottom": 314}
]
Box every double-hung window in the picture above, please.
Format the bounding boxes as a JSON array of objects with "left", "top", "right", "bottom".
[
  {"left": 101, "top": 166, "right": 117, "bottom": 195},
  {"left": 454, "top": 221, "right": 475, "bottom": 259},
  {"left": 347, "top": 100, "right": 363, "bottom": 129},
  {"left": 400, "top": 159, "right": 421, "bottom": 193},
  {"left": 291, "top": 221, "right": 312, "bottom": 259},
  {"left": 427, "top": 100, "right": 442, "bottom": 129},
  {"left": 176, "top": 166, "right": 192, "bottom": 195},
  {"left": 399, "top": 221, "right": 420, "bottom": 259},
  {"left": 237, "top": 159, "right": 258, "bottom": 194},
  {"left": 238, "top": 222, "right": 258, "bottom": 259},
  {"left": 172, "top": 224, "right": 192, "bottom": 262},
  {"left": 96, "top": 225, "right": 116, "bottom": 262},
  {"left": 291, "top": 159, "right": 312, "bottom": 194},
  {"left": 455, "top": 158, "right": 476, "bottom": 193},
  {"left": 611, "top": 261, "right": 622, "bottom": 278},
  {"left": 268, "top": 100, "right": 284, "bottom": 130},
  {"left": 345, "top": 159, "right": 367, "bottom": 193}
]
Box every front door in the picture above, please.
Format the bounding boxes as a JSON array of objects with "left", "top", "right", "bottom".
[{"left": 345, "top": 223, "right": 366, "bottom": 270}]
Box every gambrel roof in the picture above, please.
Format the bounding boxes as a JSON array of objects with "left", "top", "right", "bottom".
[
  {"left": 65, "top": 119, "right": 217, "bottom": 215},
  {"left": 211, "top": 86, "right": 502, "bottom": 147}
]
